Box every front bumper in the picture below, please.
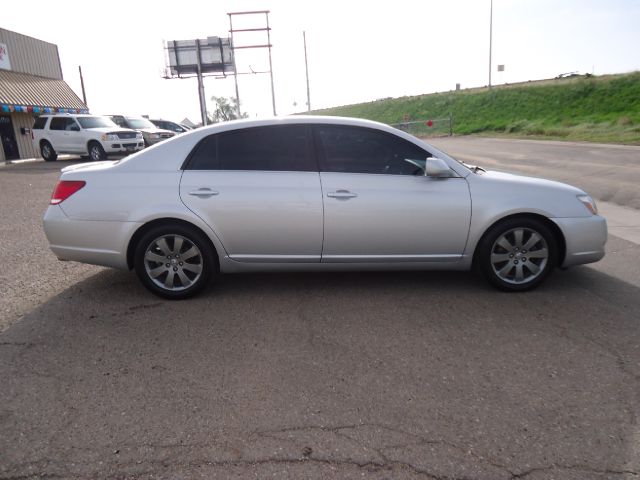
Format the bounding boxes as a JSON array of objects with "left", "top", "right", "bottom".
[
  {"left": 552, "top": 215, "right": 607, "bottom": 267},
  {"left": 103, "top": 140, "right": 144, "bottom": 154},
  {"left": 144, "top": 135, "right": 174, "bottom": 146},
  {"left": 43, "top": 205, "right": 141, "bottom": 270}
]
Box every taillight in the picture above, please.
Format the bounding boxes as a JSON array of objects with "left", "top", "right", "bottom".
[{"left": 50, "top": 180, "right": 86, "bottom": 205}]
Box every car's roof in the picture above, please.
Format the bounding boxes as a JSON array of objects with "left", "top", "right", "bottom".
[
  {"left": 40, "top": 114, "right": 101, "bottom": 118},
  {"left": 198, "top": 115, "right": 395, "bottom": 133},
  {"left": 114, "top": 114, "right": 470, "bottom": 178}
]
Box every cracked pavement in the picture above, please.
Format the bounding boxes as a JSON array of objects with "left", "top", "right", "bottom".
[{"left": 1, "top": 143, "right": 640, "bottom": 479}]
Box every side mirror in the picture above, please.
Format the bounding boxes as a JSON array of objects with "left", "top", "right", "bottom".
[
  {"left": 425, "top": 157, "right": 453, "bottom": 178},
  {"left": 70, "top": 125, "right": 80, "bottom": 132}
]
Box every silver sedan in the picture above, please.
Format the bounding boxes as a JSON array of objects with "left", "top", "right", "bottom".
[{"left": 43, "top": 116, "right": 607, "bottom": 299}]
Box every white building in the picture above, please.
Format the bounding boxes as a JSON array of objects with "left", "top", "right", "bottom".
[{"left": 0, "top": 28, "right": 88, "bottom": 161}]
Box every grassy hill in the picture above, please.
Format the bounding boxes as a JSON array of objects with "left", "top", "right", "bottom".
[{"left": 311, "top": 72, "right": 640, "bottom": 144}]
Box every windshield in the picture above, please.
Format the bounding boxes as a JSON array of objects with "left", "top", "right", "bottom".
[
  {"left": 125, "top": 117, "right": 156, "bottom": 129},
  {"left": 77, "top": 116, "right": 118, "bottom": 129}
]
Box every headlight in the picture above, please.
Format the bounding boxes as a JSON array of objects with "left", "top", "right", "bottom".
[
  {"left": 101, "top": 133, "right": 119, "bottom": 141},
  {"left": 150, "top": 133, "right": 160, "bottom": 139},
  {"left": 577, "top": 194, "right": 598, "bottom": 215}
]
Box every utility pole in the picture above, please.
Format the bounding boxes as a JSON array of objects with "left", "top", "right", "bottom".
[
  {"left": 488, "top": 0, "right": 493, "bottom": 89},
  {"left": 303, "top": 31, "right": 311, "bottom": 112},
  {"left": 195, "top": 40, "right": 208, "bottom": 126},
  {"left": 78, "top": 66, "right": 87, "bottom": 106},
  {"left": 266, "top": 12, "right": 276, "bottom": 116}
]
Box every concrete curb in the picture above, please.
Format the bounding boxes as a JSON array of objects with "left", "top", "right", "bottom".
[
  {"left": 1, "top": 157, "right": 43, "bottom": 166},
  {"left": 1, "top": 155, "right": 78, "bottom": 167},
  {"left": 598, "top": 201, "right": 640, "bottom": 245}
]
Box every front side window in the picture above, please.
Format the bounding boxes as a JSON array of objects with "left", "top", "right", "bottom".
[
  {"left": 186, "top": 125, "right": 315, "bottom": 172},
  {"left": 316, "top": 125, "right": 429, "bottom": 175},
  {"left": 65, "top": 119, "right": 80, "bottom": 131},
  {"left": 33, "top": 117, "right": 47, "bottom": 129}
]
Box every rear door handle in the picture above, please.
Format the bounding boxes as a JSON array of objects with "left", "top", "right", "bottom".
[
  {"left": 327, "top": 190, "right": 358, "bottom": 199},
  {"left": 188, "top": 188, "right": 219, "bottom": 198}
]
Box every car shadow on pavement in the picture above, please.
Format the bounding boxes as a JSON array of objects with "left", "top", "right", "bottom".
[{"left": 0, "top": 267, "right": 639, "bottom": 479}]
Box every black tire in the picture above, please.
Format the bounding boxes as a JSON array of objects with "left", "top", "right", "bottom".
[
  {"left": 134, "top": 224, "right": 217, "bottom": 299},
  {"left": 88, "top": 141, "right": 107, "bottom": 161},
  {"left": 477, "top": 217, "right": 557, "bottom": 292},
  {"left": 40, "top": 141, "right": 57, "bottom": 162}
]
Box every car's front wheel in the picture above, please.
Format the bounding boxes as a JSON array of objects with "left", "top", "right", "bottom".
[
  {"left": 88, "top": 141, "right": 106, "bottom": 161},
  {"left": 477, "top": 217, "right": 558, "bottom": 291},
  {"left": 134, "top": 224, "right": 216, "bottom": 299}
]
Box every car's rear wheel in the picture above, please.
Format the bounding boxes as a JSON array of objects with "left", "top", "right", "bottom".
[
  {"left": 477, "top": 218, "right": 557, "bottom": 291},
  {"left": 40, "top": 141, "right": 57, "bottom": 162},
  {"left": 88, "top": 142, "right": 106, "bottom": 161},
  {"left": 134, "top": 224, "right": 216, "bottom": 299}
]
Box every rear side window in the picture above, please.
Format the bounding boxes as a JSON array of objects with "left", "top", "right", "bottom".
[
  {"left": 186, "top": 125, "right": 315, "bottom": 172},
  {"left": 33, "top": 117, "right": 47, "bottom": 129},
  {"left": 49, "top": 117, "right": 67, "bottom": 130}
]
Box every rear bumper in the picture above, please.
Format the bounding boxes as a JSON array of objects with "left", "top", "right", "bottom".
[
  {"left": 43, "top": 205, "right": 141, "bottom": 270},
  {"left": 552, "top": 215, "right": 607, "bottom": 268}
]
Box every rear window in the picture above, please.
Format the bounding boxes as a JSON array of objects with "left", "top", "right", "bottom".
[
  {"left": 186, "top": 125, "right": 315, "bottom": 172},
  {"left": 33, "top": 117, "right": 47, "bottom": 129}
]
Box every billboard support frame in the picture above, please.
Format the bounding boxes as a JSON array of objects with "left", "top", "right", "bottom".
[{"left": 228, "top": 10, "right": 277, "bottom": 116}]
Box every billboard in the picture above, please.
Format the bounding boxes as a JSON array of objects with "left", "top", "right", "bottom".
[
  {"left": 165, "top": 37, "right": 234, "bottom": 77},
  {"left": 0, "top": 43, "right": 11, "bottom": 70}
]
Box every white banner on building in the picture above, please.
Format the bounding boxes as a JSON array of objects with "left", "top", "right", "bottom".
[{"left": 0, "top": 43, "right": 11, "bottom": 70}]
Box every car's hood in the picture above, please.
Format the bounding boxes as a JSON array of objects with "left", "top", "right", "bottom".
[
  {"left": 138, "top": 127, "right": 174, "bottom": 135},
  {"left": 83, "top": 127, "right": 137, "bottom": 134},
  {"left": 482, "top": 170, "right": 586, "bottom": 195},
  {"left": 467, "top": 169, "right": 593, "bottom": 218}
]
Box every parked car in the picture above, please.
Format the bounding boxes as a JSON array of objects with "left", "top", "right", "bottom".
[
  {"left": 43, "top": 116, "right": 607, "bottom": 299},
  {"left": 149, "top": 119, "right": 191, "bottom": 134},
  {"left": 108, "top": 115, "right": 175, "bottom": 147},
  {"left": 32, "top": 114, "right": 143, "bottom": 161}
]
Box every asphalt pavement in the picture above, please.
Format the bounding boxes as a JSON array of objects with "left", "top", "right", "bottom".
[
  {"left": 429, "top": 136, "right": 640, "bottom": 209},
  {"left": 1, "top": 141, "right": 639, "bottom": 479}
]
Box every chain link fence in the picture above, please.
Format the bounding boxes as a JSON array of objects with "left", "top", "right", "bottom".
[{"left": 391, "top": 115, "right": 453, "bottom": 138}]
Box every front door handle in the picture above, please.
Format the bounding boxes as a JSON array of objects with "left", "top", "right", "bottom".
[
  {"left": 188, "top": 188, "right": 219, "bottom": 198},
  {"left": 327, "top": 190, "right": 358, "bottom": 199}
]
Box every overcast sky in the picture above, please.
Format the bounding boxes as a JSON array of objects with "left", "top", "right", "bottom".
[{"left": 2, "top": 0, "right": 639, "bottom": 123}]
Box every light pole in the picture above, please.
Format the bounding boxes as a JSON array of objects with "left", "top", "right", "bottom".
[
  {"left": 303, "top": 31, "right": 311, "bottom": 111},
  {"left": 488, "top": 0, "right": 493, "bottom": 89}
]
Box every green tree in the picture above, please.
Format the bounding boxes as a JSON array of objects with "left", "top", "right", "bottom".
[{"left": 208, "top": 96, "right": 248, "bottom": 123}]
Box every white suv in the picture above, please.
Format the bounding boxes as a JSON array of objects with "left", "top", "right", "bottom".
[{"left": 32, "top": 114, "right": 144, "bottom": 162}]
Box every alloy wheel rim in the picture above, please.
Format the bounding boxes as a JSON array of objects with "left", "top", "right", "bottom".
[
  {"left": 490, "top": 227, "right": 548, "bottom": 285},
  {"left": 90, "top": 147, "right": 101, "bottom": 160},
  {"left": 43, "top": 145, "right": 51, "bottom": 157},
  {"left": 143, "top": 234, "right": 203, "bottom": 291}
]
